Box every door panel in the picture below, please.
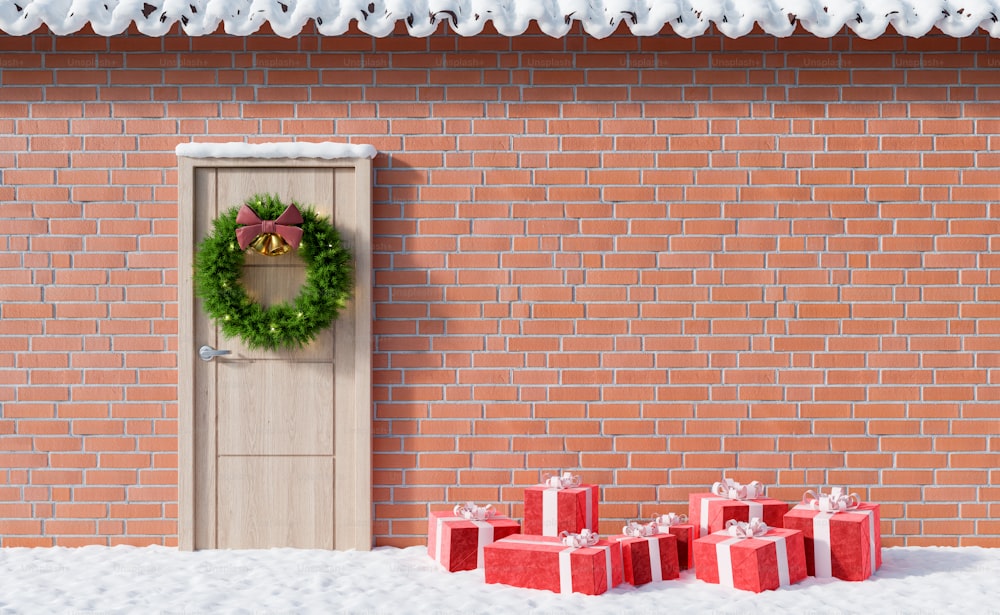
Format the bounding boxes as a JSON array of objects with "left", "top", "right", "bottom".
[
  {"left": 218, "top": 331, "right": 335, "bottom": 362},
  {"left": 216, "top": 167, "right": 335, "bottom": 220},
  {"left": 241, "top": 254, "right": 307, "bottom": 298},
  {"left": 236, "top": 259, "right": 337, "bottom": 360},
  {"left": 217, "top": 361, "right": 334, "bottom": 456},
  {"left": 217, "top": 456, "right": 334, "bottom": 549}
]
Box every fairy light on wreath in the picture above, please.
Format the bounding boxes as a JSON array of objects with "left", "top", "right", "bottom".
[{"left": 193, "top": 194, "right": 353, "bottom": 350}]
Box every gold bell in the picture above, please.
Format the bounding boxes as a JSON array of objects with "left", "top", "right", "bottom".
[{"left": 249, "top": 233, "right": 292, "bottom": 256}]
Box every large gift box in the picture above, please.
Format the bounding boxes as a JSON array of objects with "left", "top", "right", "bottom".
[
  {"left": 690, "top": 478, "right": 788, "bottom": 538},
  {"left": 694, "top": 519, "right": 807, "bottom": 593},
  {"left": 782, "top": 488, "right": 882, "bottom": 581},
  {"left": 523, "top": 472, "right": 599, "bottom": 536},
  {"left": 653, "top": 512, "right": 697, "bottom": 570},
  {"left": 612, "top": 522, "right": 680, "bottom": 586},
  {"left": 484, "top": 530, "right": 624, "bottom": 595},
  {"left": 428, "top": 503, "right": 521, "bottom": 572}
]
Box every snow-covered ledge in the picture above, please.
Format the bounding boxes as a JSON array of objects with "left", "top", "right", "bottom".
[
  {"left": 175, "top": 141, "right": 377, "bottom": 160},
  {"left": 3, "top": 0, "right": 1000, "bottom": 39}
]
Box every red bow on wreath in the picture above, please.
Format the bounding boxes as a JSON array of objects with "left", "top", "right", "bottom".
[{"left": 235, "top": 203, "right": 304, "bottom": 251}]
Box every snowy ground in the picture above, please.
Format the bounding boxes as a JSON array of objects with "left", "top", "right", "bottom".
[{"left": 0, "top": 544, "right": 997, "bottom": 614}]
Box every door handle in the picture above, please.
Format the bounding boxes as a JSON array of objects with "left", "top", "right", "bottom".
[{"left": 199, "top": 345, "right": 232, "bottom": 362}]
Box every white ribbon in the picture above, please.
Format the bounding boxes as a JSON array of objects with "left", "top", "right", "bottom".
[
  {"left": 813, "top": 511, "right": 834, "bottom": 577},
  {"left": 560, "top": 529, "right": 600, "bottom": 548},
  {"left": 542, "top": 488, "right": 559, "bottom": 536},
  {"left": 543, "top": 471, "right": 582, "bottom": 489},
  {"left": 715, "top": 536, "right": 742, "bottom": 588},
  {"left": 453, "top": 502, "right": 495, "bottom": 521},
  {"left": 475, "top": 521, "right": 495, "bottom": 568},
  {"left": 725, "top": 518, "right": 770, "bottom": 538},
  {"left": 558, "top": 547, "right": 574, "bottom": 595},
  {"left": 434, "top": 509, "right": 495, "bottom": 569},
  {"left": 712, "top": 477, "right": 766, "bottom": 500},
  {"left": 652, "top": 512, "right": 687, "bottom": 528},
  {"left": 648, "top": 535, "right": 663, "bottom": 583},
  {"left": 586, "top": 487, "right": 594, "bottom": 533},
  {"left": 622, "top": 521, "right": 660, "bottom": 537},
  {"left": 802, "top": 487, "right": 861, "bottom": 513},
  {"left": 699, "top": 497, "right": 763, "bottom": 536},
  {"left": 866, "top": 507, "right": 877, "bottom": 574}
]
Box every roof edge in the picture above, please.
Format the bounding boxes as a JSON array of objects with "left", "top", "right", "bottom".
[{"left": 2, "top": 0, "right": 999, "bottom": 39}]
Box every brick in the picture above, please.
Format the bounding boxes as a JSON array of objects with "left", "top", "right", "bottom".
[
  {"left": 3, "top": 30, "right": 1000, "bottom": 548},
  {"left": 0, "top": 520, "right": 43, "bottom": 535}
]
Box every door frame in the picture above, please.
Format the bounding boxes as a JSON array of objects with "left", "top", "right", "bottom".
[{"left": 177, "top": 154, "right": 372, "bottom": 550}]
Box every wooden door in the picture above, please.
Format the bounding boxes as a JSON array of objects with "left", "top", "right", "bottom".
[{"left": 177, "top": 157, "right": 372, "bottom": 550}]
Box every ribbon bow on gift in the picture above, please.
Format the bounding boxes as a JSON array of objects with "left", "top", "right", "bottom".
[
  {"left": 652, "top": 512, "right": 688, "bottom": 527},
  {"left": 802, "top": 487, "right": 860, "bottom": 513},
  {"left": 622, "top": 521, "right": 660, "bottom": 538},
  {"left": 452, "top": 502, "right": 495, "bottom": 521},
  {"left": 725, "top": 518, "right": 770, "bottom": 539},
  {"left": 542, "top": 471, "right": 582, "bottom": 489},
  {"left": 235, "top": 203, "right": 305, "bottom": 253},
  {"left": 560, "top": 528, "right": 600, "bottom": 548},
  {"left": 712, "top": 477, "right": 766, "bottom": 501}
]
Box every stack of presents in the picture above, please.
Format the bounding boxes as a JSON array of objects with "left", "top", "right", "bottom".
[{"left": 428, "top": 472, "right": 881, "bottom": 595}]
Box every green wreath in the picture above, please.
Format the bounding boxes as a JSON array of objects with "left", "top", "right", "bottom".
[{"left": 193, "top": 194, "right": 353, "bottom": 350}]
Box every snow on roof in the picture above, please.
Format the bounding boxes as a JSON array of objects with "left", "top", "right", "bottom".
[
  {"left": 2, "top": 0, "right": 999, "bottom": 39},
  {"left": 175, "top": 141, "right": 378, "bottom": 160}
]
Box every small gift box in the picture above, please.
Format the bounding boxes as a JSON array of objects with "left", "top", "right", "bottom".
[
  {"left": 694, "top": 519, "right": 807, "bottom": 593},
  {"left": 612, "top": 521, "right": 680, "bottom": 586},
  {"left": 484, "top": 530, "right": 624, "bottom": 596},
  {"left": 653, "top": 512, "right": 697, "bottom": 570},
  {"left": 523, "top": 471, "right": 600, "bottom": 536},
  {"left": 428, "top": 503, "right": 521, "bottom": 572},
  {"left": 690, "top": 477, "right": 788, "bottom": 539},
  {"left": 782, "top": 488, "right": 882, "bottom": 581}
]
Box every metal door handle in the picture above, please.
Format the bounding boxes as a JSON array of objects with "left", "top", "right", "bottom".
[{"left": 199, "top": 345, "right": 231, "bottom": 361}]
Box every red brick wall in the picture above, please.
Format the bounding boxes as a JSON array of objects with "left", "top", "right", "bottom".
[{"left": 1, "top": 24, "right": 998, "bottom": 548}]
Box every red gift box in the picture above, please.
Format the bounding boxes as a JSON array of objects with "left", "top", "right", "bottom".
[
  {"left": 694, "top": 522, "right": 807, "bottom": 593},
  {"left": 612, "top": 530, "right": 679, "bottom": 586},
  {"left": 523, "top": 473, "right": 599, "bottom": 536},
  {"left": 484, "top": 533, "right": 624, "bottom": 595},
  {"left": 653, "top": 514, "right": 697, "bottom": 570},
  {"left": 689, "top": 493, "right": 788, "bottom": 539},
  {"left": 783, "top": 496, "right": 881, "bottom": 581},
  {"left": 428, "top": 507, "right": 521, "bottom": 572}
]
